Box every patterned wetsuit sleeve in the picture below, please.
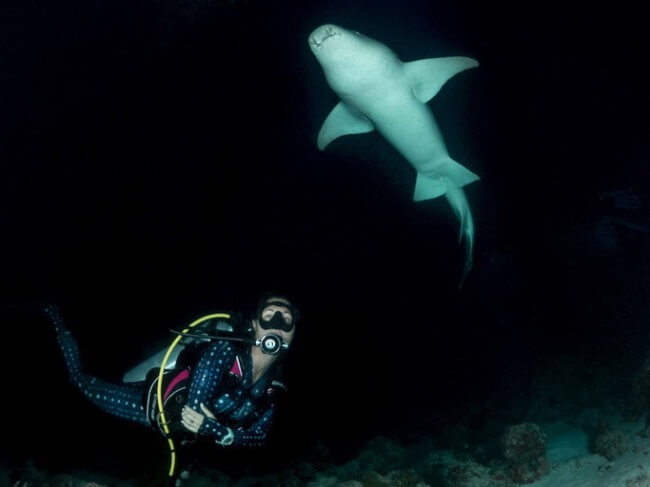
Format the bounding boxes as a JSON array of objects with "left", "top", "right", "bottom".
[
  {"left": 186, "top": 341, "right": 243, "bottom": 446},
  {"left": 199, "top": 404, "right": 274, "bottom": 447},
  {"left": 235, "top": 405, "right": 275, "bottom": 446},
  {"left": 186, "top": 341, "right": 234, "bottom": 410}
]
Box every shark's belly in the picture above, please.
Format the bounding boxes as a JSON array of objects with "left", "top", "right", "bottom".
[{"left": 368, "top": 99, "right": 450, "bottom": 176}]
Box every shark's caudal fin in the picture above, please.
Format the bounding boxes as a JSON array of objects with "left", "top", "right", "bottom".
[
  {"left": 404, "top": 56, "right": 479, "bottom": 103},
  {"left": 317, "top": 101, "right": 375, "bottom": 150},
  {"left": 444, "top": 187, "right": 475, "bottom": 286}
]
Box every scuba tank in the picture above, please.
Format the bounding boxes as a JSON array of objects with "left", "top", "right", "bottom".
[
  {"left": 122, "top": 312, "right": 288, "bottom": 383},
  {"left": 122, "top": 314, "right": 248, "bottom": 383}
]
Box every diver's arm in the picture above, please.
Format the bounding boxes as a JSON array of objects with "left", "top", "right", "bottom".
[
  {"left": 185, "top": 341, "right": 234, "bottom": 410},
  {"left": 182, "top": 401, "right": 274, "bottom": 446},
  {"left": 181, "top": 402, "right": 236, "bottom": 445},
  {"left": 233, "top": 405, "right": 275, "bottom": 446},
  {"left": 197, "top": 405, "right": 275, "bottom": 447}
]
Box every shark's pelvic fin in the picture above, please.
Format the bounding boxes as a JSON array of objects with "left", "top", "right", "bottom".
[
  {"left": 317, "top": 101, "right": 375, "bottom": 150},
  {"left": 444, "top": 187, "right": 474, "bottom": 286},
  {"left": 440, "top": 155, "right": 480, "bottom": 189},
  {"left": 414, "top": 156, "right": 480, "bottom": 202},
  {"left": 405, "top": 56, "right": 479, "bottom": 104},
  {"left": 413, "top": 173, "right": 448, "bottom": 201}
]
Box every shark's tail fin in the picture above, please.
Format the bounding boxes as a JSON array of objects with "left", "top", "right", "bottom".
[{"left": 444, "top": 187, "right": 474, "bottom": 287}]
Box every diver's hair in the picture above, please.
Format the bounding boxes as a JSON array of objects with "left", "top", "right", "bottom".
[
  {"left": 256, "top": 291, "right": 301, "bottom": 325},
  {"left": 257, "top": 291, "right": 291, "bottom": 308}
]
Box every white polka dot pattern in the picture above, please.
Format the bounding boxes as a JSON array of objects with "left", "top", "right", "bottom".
[
  {"left": 46, "top": 305, "right": 150, "bottom": 426},
  {"left": 47, "top": 306, "right": 279, "bottom": 445}
]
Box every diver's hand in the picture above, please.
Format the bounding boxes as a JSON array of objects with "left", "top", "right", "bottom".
[
  {"left": 200, "top": 403, "right": 216, "bottom": 420},
  {"left": 181, "top": 405, "right": 203, "bottom": 433},
  {"left": 181, "top": 403, "right": 216, "bottom": 433}
]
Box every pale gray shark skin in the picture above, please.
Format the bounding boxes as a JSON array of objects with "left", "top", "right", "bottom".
[{"left": 309, "top": 24, "right": 480, "bottom": 282}]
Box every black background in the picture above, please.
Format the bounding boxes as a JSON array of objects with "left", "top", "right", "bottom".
[{"left": 1, "top": 0, "right": 649, "bottom": 480}]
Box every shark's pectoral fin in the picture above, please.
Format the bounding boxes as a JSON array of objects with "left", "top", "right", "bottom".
[
  {"left": 405, "top": 56, "right": 479, "bottom": 104},
  {"left": 444, "top": 188, "right": 475, "bottom": 286},
  {"left": 317, "top": 101, "right": 375, "bottom": 150}
]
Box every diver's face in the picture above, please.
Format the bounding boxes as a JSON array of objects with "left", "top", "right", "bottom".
[{"left": 255, "top": 298, "right": 296, "bottom": 345}]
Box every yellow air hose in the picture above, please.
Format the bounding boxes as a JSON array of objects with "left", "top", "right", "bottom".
[{"left": 157, "top": 313, "right": 231, "bottom": 477}]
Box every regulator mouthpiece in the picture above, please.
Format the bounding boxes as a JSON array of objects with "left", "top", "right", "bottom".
[{"left": 255, "top": 333, "right": 289, "bottom": 355}]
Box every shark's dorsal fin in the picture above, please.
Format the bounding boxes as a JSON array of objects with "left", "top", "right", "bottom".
[
  {"left": 405, "top": 56, "right": 479, "bottom": 104},
  {"left": 317, "top": 101, "right": 375, "bottom": 150}
]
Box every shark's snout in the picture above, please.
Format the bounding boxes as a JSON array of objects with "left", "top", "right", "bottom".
[{"left": 309, "top": 24, "right": 341, "bottom": 49}]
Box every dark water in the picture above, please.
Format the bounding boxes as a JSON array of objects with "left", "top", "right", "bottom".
[{"left": 1, "top": 0, "right": 649, "bottom": 483}]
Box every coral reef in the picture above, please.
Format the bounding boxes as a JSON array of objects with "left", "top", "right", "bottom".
[
  {"left": 593, "top": 420, "right": 628, "bottom": 461},
  {"left": 307, "top": 470, "right": 429, "bottom": 487},
  {"left": 422, "top": 449, "right": 506, "bottom": 487},
  {"left": 6, "top": 413, "right": 650, "bottom": 487},
  {"left": 305, "top": 436, "right": 427, "bottom": 487},
  {"left": 3, "top": 461, "right": 119, "bottom": 487},
  {"left": 333, "top": 436, "right": 409, "bottom": 482},
  {"left": 443, "top": 462, "right": 498, "bottom": 487},
  {"left": 500, "top": 423, "right": 546, "bottom": 465},
  {"left": 360, "top": 470, "right": 428, "bottom": 487},
  {"left": 497, "top": 423, "right": 550, "bottom": 484}
]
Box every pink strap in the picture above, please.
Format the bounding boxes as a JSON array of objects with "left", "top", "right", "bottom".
[
  {"left": 164, "top": 369, "right": 190, "bottom": 400},
  {"left": 229, "top": 356, "right": 243, "bottom": 378}
]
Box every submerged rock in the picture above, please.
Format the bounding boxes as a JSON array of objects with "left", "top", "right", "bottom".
[
  {"left": 359, "top": 470, "right": 429, "bottom": 487},
  {"left": 444, "top": 462, "right": 497, "bottom": 487},
  {"left": 499, "top": 423, "right": 551, "bottom": 484},
  {"left": 307, "top": 471, "right": 429, "bottom": 487},
  {"left": 593, "top": 420, "right": 628, "bottom": 461}
]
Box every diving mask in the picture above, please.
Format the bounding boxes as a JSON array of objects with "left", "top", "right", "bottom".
[{"left": 258, "top": 300, "right": 296, "bottom": 332}]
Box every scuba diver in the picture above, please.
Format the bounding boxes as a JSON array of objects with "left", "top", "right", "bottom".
[{"left": 45, "top": 292, "right": 299, "bottom": 486}]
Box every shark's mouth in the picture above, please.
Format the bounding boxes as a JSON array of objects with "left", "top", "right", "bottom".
[{"left": 310, "top": 25, "right": 340, "bottom": 48}]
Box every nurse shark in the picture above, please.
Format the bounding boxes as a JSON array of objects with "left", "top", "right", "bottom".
[{"left": 309, "top": 24, "right": 480, "bottom": 282}]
